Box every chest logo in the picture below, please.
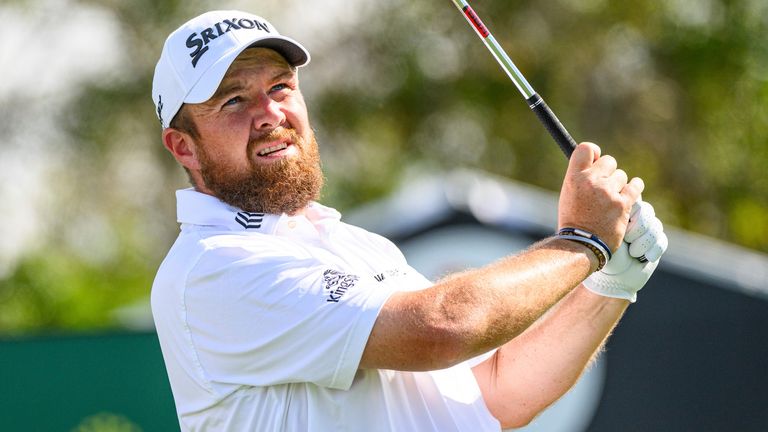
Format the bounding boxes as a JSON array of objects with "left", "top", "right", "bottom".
[{"left": 323, "top": 269, "right": 359, "bottom": 303}]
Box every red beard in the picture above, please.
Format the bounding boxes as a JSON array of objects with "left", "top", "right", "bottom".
[{"left": 198, "top": 127, "right": 324, "bottom": 215}]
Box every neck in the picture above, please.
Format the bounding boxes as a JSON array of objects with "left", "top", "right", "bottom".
[{"left": 194, "top": 185, "right": 311, "bottom": 216}]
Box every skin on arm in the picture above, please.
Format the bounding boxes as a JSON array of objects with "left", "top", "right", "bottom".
[
  {"left": 360, "top": 237, "right": 598, "bottom": 371},
  {"left": 472, "top": 286, "right": 629, "bottom": 429}
]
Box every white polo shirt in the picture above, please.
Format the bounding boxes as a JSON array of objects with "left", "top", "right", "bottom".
[{"left": 151, "top": 189, "right": 500, "bottom": 432}]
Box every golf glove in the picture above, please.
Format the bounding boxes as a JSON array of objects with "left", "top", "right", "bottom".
[{"left": 583, "top": 201, "right": 668, "bottom": 302}]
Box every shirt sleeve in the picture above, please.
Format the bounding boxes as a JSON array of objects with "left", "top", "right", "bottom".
[{"left": 183, "top": 241, "right": 397, "bottom": 391}]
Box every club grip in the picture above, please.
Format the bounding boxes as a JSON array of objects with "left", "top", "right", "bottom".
[{"left": 527, "top": 93, "right": 577, "bottom": 159}]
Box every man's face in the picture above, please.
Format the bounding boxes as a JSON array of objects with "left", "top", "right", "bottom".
[{"left": 182, "top": 48, "right": 323, "bottom": 214}]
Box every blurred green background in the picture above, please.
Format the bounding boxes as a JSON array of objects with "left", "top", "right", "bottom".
[{"left": 1, "top": 0, "right": 766, "bottom": 334}]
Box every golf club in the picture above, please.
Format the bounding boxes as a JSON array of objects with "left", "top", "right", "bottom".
[
  {"left": 451, "top": 0, "right": 578, "bottom": 158},
  {"left": 452, "top": 1, "right": 661, "bottom": 264}
]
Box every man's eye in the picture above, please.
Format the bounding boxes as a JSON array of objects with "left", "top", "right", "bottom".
[
  {"left": 270, "top": 83, "right": 288, "bottom": 92},
  {"left": 223, "top": 96, "right": 241, "bottom": 107}
]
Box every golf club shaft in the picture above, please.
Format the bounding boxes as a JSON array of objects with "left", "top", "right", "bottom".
[{"left": 451, "top": 0, "right": 578, "bottom": 158}]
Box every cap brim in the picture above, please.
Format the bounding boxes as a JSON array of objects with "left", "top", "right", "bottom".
[{"left": 185, "top": 35, "right": 310, "bottom": 104}]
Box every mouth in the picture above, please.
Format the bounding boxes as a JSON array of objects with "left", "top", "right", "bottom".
[
  {"left": 255, "top": 140, "right": 296, "bottom": 159},
  {"left": 258, "top": 142, "right": 289, "bottom": 156}
]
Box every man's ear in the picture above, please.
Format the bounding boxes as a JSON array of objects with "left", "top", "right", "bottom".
[{"left": 162, "top": 128, "right": 201, "bottom": 171}]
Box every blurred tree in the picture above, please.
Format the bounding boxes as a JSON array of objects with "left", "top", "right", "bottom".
[
  {"left": 312, "top": 0, "right": 768, "bottom": 250},
  {"left": 0, "top": 0, "right": 765, "bottom": 334}
]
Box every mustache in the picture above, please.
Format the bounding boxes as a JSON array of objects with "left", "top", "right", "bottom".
[{"left": 249, "top": 127, "right": 302, "bottom": 149}]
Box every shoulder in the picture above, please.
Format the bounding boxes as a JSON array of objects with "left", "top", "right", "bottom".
[
  {"left": 339, "top": 222, "right": 407, "bottom": 261},
  {"left": 158, "top": 229, "right": 319, "bottom": 281},
  {"left": 195, "top": 231, "right": 320, "bottom": 270}
]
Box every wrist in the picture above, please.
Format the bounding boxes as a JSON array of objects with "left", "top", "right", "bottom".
[
  {"left": 551, "top": 237, "right": 601, "bottom": 274},
  {"left": 555, "top": 228, "right": 611, "bottom": 272}
]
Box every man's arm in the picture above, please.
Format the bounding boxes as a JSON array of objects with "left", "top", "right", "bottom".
[
  {"left": 469, "top": 199, "right": 667, "bottom": 428},
  {"left": 359, "top": 237, "right": 598, "bottom": 371},
  {"left": 359, "top": 143, "right": 642, "bottom": 371},
  {"left": 471, "top": 285, "right": 628, "bottom": 429}
]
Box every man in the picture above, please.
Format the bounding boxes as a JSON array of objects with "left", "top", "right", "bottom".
[{"left": 151, "top": 10, "right": 668, "bottom": 432}]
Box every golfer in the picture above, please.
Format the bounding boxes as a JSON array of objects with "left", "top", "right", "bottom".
[{"left": 151, "top": 10, "right": 668, "bottom": 432}]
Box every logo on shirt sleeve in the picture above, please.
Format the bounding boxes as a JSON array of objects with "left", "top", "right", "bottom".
[
  {"left": 323, "top": 269, "right": 359, "bottom": 303},
  {"left": 373, "top": 268, "right": 408, "bottom": 283}
]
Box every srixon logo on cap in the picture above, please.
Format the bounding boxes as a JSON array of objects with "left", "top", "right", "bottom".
[{"left": 186, "top": 17, "right": 271, "bottom": 67}]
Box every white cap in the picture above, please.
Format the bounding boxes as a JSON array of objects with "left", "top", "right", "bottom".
[{"left": 152, "top": 10, "right": 310, "bottom": 128}]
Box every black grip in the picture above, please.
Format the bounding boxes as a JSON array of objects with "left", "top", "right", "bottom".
[{"left": 526, "top": 93, "right": 577, "bottom": 159}]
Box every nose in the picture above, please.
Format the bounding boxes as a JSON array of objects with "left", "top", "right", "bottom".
[{"left": 251, "top": 94, "right": 286, "bottom": 131}]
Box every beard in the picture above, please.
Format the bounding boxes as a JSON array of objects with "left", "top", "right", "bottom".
[{"left": 197, "top": 127, "right": 324, "bottom": 215}]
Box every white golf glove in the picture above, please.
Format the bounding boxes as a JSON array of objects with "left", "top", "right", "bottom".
[{"left": 583, "top": 201, "right": 668, "bottom": 303}]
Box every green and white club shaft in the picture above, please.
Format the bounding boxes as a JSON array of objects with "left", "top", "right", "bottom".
[{"left": 451, "top": 0, "right": 535, "bottom": 98}]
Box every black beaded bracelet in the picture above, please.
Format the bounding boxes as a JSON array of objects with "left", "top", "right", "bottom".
[{"left": 556, "top": 228, "right": 612, "bottom": 272}]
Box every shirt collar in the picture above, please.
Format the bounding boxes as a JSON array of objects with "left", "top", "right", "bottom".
[{"left": 175, "top": 188, "right": 341, "bottom": 234}]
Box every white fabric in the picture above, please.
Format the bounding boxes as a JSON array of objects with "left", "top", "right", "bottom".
[
  {"left": 583, "top": 201, "right": 667, "bottom": 303},
  {"left": 151, "top": 189, "right": 500, "bottom": 431},
  {"left": 582, "top": 242, "right": 659, "bottom": 303},
  {"left": 624, "top": 201, "right": 655, "bottom": 243}
]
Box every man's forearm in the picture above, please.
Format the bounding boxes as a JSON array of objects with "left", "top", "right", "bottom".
[
  {"left": 472, "top": 285, "right": 628, "bottom": 428},
  {"left": 361, "top": 237, "right": 597, "bottom": 371},
  {"left": 433, "top": 237, "right": 598, "bottom": 349}
]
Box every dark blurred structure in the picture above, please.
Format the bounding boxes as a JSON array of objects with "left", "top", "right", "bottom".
[{"left": 0, "top": 331, "right": 177, "bottom": 431}]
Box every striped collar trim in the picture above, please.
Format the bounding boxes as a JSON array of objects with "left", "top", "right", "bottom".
[
  {"left": 175, "top": 188, "right": 341, "bottom": 233},
  {"left": 176, "top": 189, "right": 279, "bottom": 233}
]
